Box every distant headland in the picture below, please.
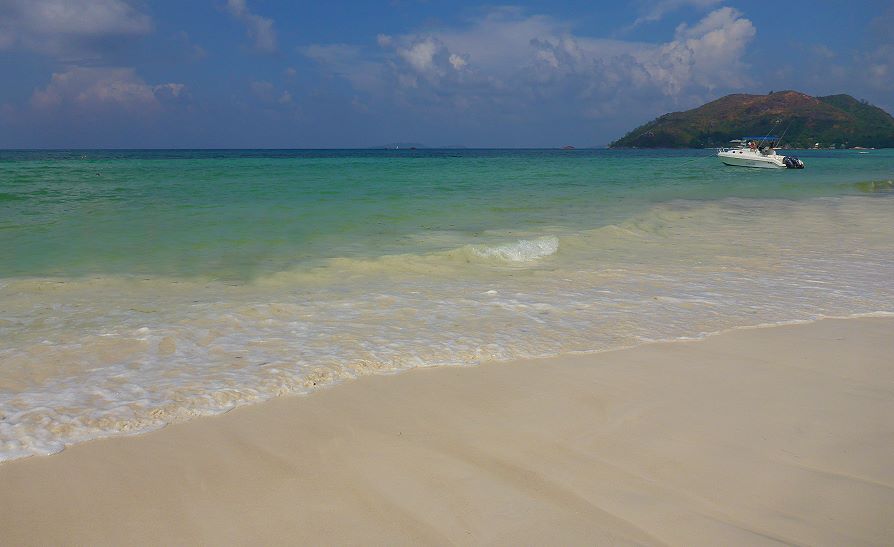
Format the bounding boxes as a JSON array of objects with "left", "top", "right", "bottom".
[{"left": 610, "top": 91, "right": 894, "bottom": 149}]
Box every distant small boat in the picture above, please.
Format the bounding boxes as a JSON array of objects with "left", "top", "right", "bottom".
[{"left": 717, "top": 137, "right": 804, "bottom": 169}]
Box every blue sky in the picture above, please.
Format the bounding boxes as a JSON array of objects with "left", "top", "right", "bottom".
[{"left": 1, "top": 0, "right": 892, "bottom": 148}]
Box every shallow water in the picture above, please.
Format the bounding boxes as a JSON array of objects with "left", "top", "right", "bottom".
[{"left": 2, "top": 148, "right": 893, "bottom": 461}]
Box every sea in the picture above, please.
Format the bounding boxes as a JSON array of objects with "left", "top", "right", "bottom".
[{"left": 1, "top": 148, "right": 892, "bottom": 462}]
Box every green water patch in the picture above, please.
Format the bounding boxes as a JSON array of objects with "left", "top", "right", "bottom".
[
  {"left": 853, "top": 179, "right": 894, "bottom": 193},
  {"left": 2, "top": 148, "right": 893, "bottom": 279},
  {"left": 0, "top": 192, "right": 26, "bottom": 202}
]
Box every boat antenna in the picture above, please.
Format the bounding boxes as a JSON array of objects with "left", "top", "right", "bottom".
[
  {"left": 776, "top": 120, "right": 794, "bottom": 149},
  {"left": 757, "top": 119, "right": 781, "bottom": 149}
]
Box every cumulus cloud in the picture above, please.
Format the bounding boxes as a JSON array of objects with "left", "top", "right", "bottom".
[
  {"left": 30, "top": 67, "right": 184, "bottom": 112},
  {"left": 0, "top": 0, "right": 152, "bottom": 57},
  {"left": 225, "top": 0, "right": 277, "bottom": 53},
  {"left": 656, "top": 7, "right": 756, "bottom": 92},
  {"left": 399, "top": 38, "right": 439, "bottom": 72},
  {"left": 303, "top": 7, "right": 756, "bottom": 122}
]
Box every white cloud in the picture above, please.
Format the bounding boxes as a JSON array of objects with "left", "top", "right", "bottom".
[
  {"left": 432, "top": 9, "right": 564, "bottom": 72},
  {"left": 448, "top": 53, "right": 467, "bottom": 70},
  {"left": 30, "top": 67, "right": 183, "bottom": 111},
  {"left": 225, "top": 0, "right": 277, "bottom": 53},
  {"left": 376, "top": 34, "right": 392, "bottom": 47},
  {"left": 630, "top": 0, "right": 723, "bottom": 27},
  {"left": 766, "top": 9, "right": 892, "bottom": 114},
  {"left": 398, "top": 38, "right": 439, "bottom": 72},
  {"left": 301, "top": 43, "right": 388, "bottom": 93},
  {"left": 0, "top": 0, "right": 152, "bottom": 57},
  {"left": 303, "top": 7, "right": 757, "bottom": 120},
  {"left": 649, "top": 7, "right": 756, "bottom": 93}
]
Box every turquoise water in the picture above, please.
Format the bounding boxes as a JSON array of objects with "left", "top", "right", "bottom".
[
  {"left": 3, "top": 148, "right": 891, "bottom": 279},
  {"left": 1, "top": 149, "right": 893, "bottom": 461}
]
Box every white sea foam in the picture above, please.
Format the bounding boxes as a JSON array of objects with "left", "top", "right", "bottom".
[
  {"left": 471, "top": 236, "right": 559, "bottom": 262},
  {"left": 1, "top": 196, "right": 893, "bottom": 462}
]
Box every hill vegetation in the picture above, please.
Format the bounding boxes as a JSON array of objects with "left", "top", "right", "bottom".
[{"left": 610, "top": 91, "right": 894, "bottom": 148}]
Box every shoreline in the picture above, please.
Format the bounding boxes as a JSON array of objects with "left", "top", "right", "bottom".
[
  {"left": 3, "top": 312, "right": 890, "bottom": 465},
  {"left": 2, "top": 317, "right": 893, "bottom": 544},
  {"left": 3, "top": 189, "right": 893, "bottom": 463}
]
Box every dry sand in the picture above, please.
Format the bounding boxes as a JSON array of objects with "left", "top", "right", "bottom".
[{"left": 1, "top": 317, "right": 892, "bottom": 546}]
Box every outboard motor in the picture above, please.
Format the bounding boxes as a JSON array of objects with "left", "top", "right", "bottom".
[{"left": 783, "top": 156, "right": 805, "bottom": 169}]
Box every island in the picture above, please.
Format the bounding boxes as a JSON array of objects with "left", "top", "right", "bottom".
[{"left": 610, "top": 90, "right": 894, "bottom": 149}]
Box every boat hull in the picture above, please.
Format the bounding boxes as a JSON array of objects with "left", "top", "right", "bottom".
[{"left": 717, "top": 151, "right": 785, "bottom": 169}]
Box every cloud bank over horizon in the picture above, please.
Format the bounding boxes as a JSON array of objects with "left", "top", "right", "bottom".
[
  {"left": 0, "top": 0, "right": 891, "bottom": 148},
  {"left": 303, "top": 7, "right": 756, "bottom": 125}
]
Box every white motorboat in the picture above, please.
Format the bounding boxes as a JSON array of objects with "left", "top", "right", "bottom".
[{"left": 717, "top": 137, "right": 804, "bottom": 169}]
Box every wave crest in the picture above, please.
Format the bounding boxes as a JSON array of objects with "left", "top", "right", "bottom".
[{"left": 471, "top": 236, "right": 559, "bottom": 262}]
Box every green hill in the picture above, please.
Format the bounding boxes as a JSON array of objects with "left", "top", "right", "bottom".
[{"left": 610, "top": 91, "right": 894, "bottom": 148}]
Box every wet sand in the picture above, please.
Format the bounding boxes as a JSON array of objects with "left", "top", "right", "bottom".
[{"left": 1, "top": 317, "right": 892, "bottom": 545}]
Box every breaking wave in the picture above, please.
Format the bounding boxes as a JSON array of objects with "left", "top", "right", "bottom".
[
  {"left": 470, "top": 236, "right": 560, "bottom": 262},
  {"left": 1, "top": 195, "right": 893, "bottom": 462}
]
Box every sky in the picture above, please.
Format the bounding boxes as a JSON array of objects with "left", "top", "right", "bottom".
[{"left": 1, "top": 0, "right": 892, "bottom": 148}]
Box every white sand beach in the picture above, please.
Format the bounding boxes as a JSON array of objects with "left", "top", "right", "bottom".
[{"left": 1, "top": 317, "right": 892, "bottom": 545}]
